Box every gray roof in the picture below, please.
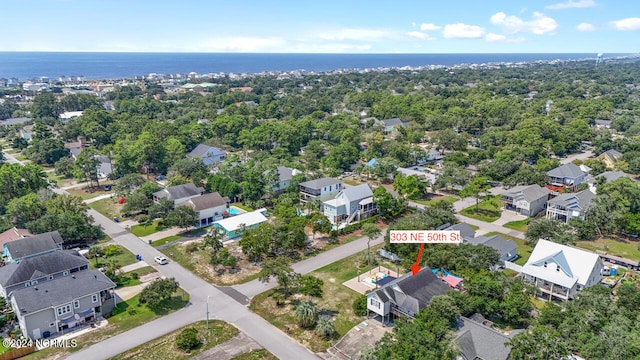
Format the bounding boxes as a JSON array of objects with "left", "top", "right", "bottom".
[
  {"left": 596, "top": 171, "right": 626, "bottom": 183},
  {"left": 547, "top": 189, "right": 595, "bottom": 210},
  {"left": 506, "top": 184, "right": 550, "bottom": 203},
  {"left": 474, "top": 235, "right": 518, "bottom": 261},
  {"left": 547, "top": 163, "right": 585, "bottom": 179},
  {"left": 373, "top": 268, "right": 450, "bottom": 315},
  {"left": 0, "top": 250, "right": 89, "bottom": 287},
  {"left": 153, "top": 183, "right": 205, "bottom": 201},
  {"left": 0, "top": 117, "right": 31, "bottom": 126},
  {"left": 276, "top": 166, "right": 294, "bottom": 182},
  {"left": 181, "top": 192, "right": 228, "bottom": 211},
  {"left": 382, "top": 118, "right": 404, "bottom": 127},
  {"left": 341, "top": 184, "right": 373, "bottom": 202},
  {"left": 599, "top": 149, "right": 623, "bottom": 163},
  {"left": 446, "top": 223, "right": 476, "bottom": 241},
  {"left": 5, "top": 231, "right": 63, "bottom": 260},
  {"left": 11, "top": 270, "right": 115, "bottom": 315},
  {"left": 187, "top": 144, "right": 225, "bottom": 158},
  {"left": 456, "top": 317, "right": 514, "bottom": 360},
  {"left": 299, "top": 177, "right": 342, "bottom": 190}
]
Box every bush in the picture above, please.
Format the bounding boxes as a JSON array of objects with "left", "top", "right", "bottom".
[
  {"left": 103, "top": 244, "right": 122, "bottom": 257},
  {"left": 130, "top": 272, "right": 139, "bottom": 280},
  {"left": 298, "top": 275, "right": 324, "bottom": 297},
  {"left": 353, "top": 295, "right": 368, "bottom": 316},
  {"left": 185, "top": 243, "right": 199, "bottom": 253},
  {"left": 135, "top": 214, "right": 149, "bottom": 224},
  {"left": 315, "top": 316, "right": 337, "bottom": 339},
  {"left": 175, "top": 327, "right": 200, "bottom": 352}
]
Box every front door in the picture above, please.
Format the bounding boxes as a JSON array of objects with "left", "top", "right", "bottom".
[{"left": 32, "top": 328, "right": 40, "bottom": 339}]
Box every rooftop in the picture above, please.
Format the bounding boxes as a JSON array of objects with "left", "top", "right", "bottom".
[
  {"left": 5, "top": 231, "right": 63, "bottom": 260},
  {"left": 299, "top": 177, "right": 342, "bottom": 190},
  {"left": 214, "top": 208, "right": 268, "bottom": 233},
  {"left": 153, "top": 183, "right": 205, "bottom": 201},
  {"left": 187, "top": 144, "right": 226, "bottom": 158},
  {"left": 181, "top": 192, "right": 229, "bottom": 211},
  {"left": 0, "top": 250, "right": 89, "bottom": 288},
  {"left": 547, "top": 163, "right": 585, "bottom": 179}
]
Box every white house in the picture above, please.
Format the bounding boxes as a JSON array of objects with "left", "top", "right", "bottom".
[
  {"left": 545, "top": 190, "right": 595, "bottom": 223},
  {"left": 299, "top": 177, "right": 343, "bottom": 204},
  {"left": 212, "top": 209, "right": 268, "bottom": 239},
  {"left": 179, "top": 192, "right": 229, "bottom": 228},
  {"left": 322, "top": 184, "right": 376, "bottom": 225},
  {"left": 152, "top": 183, "right": 205, "bottom": 206},
  {"left": 521, "top": 239, "right": 604, "bottom": 301},
  {"left": 500, "top": 184, "right": 550, "bottom": 217},
  {"left": 187, "top": 144, "right": 226, "bottom": 166}
]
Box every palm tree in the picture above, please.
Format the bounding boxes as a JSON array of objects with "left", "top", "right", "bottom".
[
  {"left": 361, "top": 223, "right": 381, "bottom": 265},
  {"left": 295, "top": 301, "right": 318, "bottom": 328},
  {"left": 315, "top": 316, "right": 336, "bottom": 339}
]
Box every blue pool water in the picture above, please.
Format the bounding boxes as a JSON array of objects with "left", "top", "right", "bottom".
[{"left": 228, "top": 208, "right": 241, "bottom": 215}]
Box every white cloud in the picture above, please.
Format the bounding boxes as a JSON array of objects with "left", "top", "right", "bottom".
[
  {"left": 420, "top": 23, "right": 441, "bottom": 31},
  {"left": 316, "top": 28, "right": 392, "bottom": 41},
  {"left": 485, "top": 33, "right": 506, "bottom": 42},
  {"left": 546, "top": 0, "right": 596, "bottom": 10},
  {"left": 576, "top": 22, "right": 595, "bottom": 31},
  {"left": 490, "top": 11, "right": 558, "bottom": 35},
  {"left": 610, "top": 17, "right": 640, "bottom": 31},
  {"left": 407, "top": 31, "right": 435, "bottom": 40},
  {"left": 442, "top": 23, "right": 485, "bottom": 39},
  {"left": 204, "top": 37, "right": 286, "bottom": 52}
]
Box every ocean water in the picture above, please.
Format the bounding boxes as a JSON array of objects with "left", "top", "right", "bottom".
[{"left": 0, "top": 52, "right": 619, "bottom": 81}]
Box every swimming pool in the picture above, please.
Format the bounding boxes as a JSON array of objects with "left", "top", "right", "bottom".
[{"left": 228, "top": 208, "right": 241, "bottom": 215}]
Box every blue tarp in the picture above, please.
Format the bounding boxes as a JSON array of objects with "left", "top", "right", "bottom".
[
  {"left": 442, "top": 269, "right": 462, "bottom": 278},
  {"left": 366, "top": 158, "right": 378, "bottom": 167}
]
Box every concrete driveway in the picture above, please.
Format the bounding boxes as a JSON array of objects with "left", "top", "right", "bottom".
[{"left": 493, "top": 209, "right": 528, "bottom": 226}]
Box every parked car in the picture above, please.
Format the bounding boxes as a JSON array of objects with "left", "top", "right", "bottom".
[{"left": 154, "top": 256, "right": 168, "bottom": 265}]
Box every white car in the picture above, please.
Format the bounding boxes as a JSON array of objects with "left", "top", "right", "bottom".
[{"left": 154, "top": 256, "right": 168, "bottom": 265}]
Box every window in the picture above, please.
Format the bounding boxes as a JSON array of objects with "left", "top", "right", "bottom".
[
  {"left": 73, "top": 300, "right": 80, "bottom": 309},
  {"left": 49, "top": 322, "right": 55, "bottom": 328},
  {"left": 370, "top": 298, "right": 380, "bottom": 308},
  {"left": 56, "top": 304, "right": 71, "bottom": 316},
  {"left": 92, "top": 294, "right": 98, "bottom": 303},
  {"left": 48, "top": 276, "right": 54, "bottom": 280}
]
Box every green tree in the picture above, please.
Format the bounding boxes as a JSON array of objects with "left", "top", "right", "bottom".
[
  {"left": 73, "top": 147, "right": 101, "bottom": 188},
  {"left": 114, "top": 173, "right": 146, "bottom": 196},
  {"left": 361, "top": 223, "right": 381, "bottom": 266},
  {"left": 5, "top": 193, "right": 45, "bottom": 227},
  {"left": 315, "top": 316, "right": 337, "bottom": 339},
  {"left": 298, "top": 275, "right": 324, "bottom": 297},
  {"left": 239, "top": 223, "right": 273, "bottom": 262},
  {"left": 54, "top": 157, "right": 75, "bottom": 178},
  {"left": 507, "top": 326, "right": 569, "bottom": 360},
  {"left": 166, "top": 205, "right": 198, "bottom": 230},
  {"left": 352, "top": 295, "right": 368, "bottom": 316},
  {"left": 373, "top": 186, "right": 406, "bottom": 219},
  {"left": 175, "top": 327, "right": 200, "bottom": 352},
  {"left": 460, "top": 176, "right": 491, "bottom": 212},
  {"left": 31, "top": 93, "right": 60, "bottom": 119},
  {"left": 88, "top": 245, "right": 105, "bottom": 267},
  {"left": 393, "top": 174, "right": 427, "bottom": 200},
  {"left": 295, "top": 301, "right": 318, "bottom": 328},
  {"left": 139, "top": 278, "right": 179, "bottom": 308},
  {"left": 258, "top": 257, "right": 300, "bottom": 295}
]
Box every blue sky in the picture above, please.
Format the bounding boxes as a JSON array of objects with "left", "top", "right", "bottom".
[{"left": 2, "top": 0, "right": 638, "bottom": 53}]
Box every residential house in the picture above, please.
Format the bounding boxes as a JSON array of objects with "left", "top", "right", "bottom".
[
  {"left": 0, "top": 250, "right": 89, "bottom": 298},
  {"left": 521, "top": 239, "right": 604, "bottom": 300},
  {"left": 593, "top": 119, "right": 612, "bottom": 129},
  {"left": 95, "top": 155, "right": 113, "bottom": 179},
  {"left": 323, "top": 184, "right": 376, "bottom": 225},
  {"left": 266, "top": 166, "right": 302, "bottom": 195},
  {"left": 546, "top": 163, "right": 587, "bottom": 194},
  {"left": 444, "top": 223, "right": 476, "bottom": 243},
  {"left": 3, "top": 231, "right": 64, "bottom": 263},
  {"left": 0, "top": 117, "right": 31, "bottom": 127},
  {"left": 467, "top": 234, "right": 518, "bottom": 264},
  {"left": 20, "top": 124, "right": 34, "bottom": 141},
  {"left": 455, "top": 316, "right": 518, "bottom": 360},
  {"left": 500, "top": 184, "right": 551, "bottom": 217},
  {"left": 596, "top": 149, "right": 623, "bottom": 169},
  {"left": 587, "top": 171, "right": 626, "bottom": 193},
  {"left": 59, "top": 111, "right": 83, "bottom": 124},
  {"left": 212, "top": 208, "right": 268, "bottom": 239},
  {"left": 546, "top": 190, "right": 595, "bottom": 223},
  {"left": 179, "top": 192, "right": 229, "bottom": 228},
  {"left": 299, "top": 177, "right": 343, "bottom": 204},
  {"left": 0, "top": 228, "right": 32, "bottom": 248},
  {"left": 380, "top": 118, "right": 408, "bottom": 134},
  {"left": 11, "top": 269, "right": 116, "bottom": 340},
  {"left": 187, "top": 144, "right": 226, "bottom": 166},
  {"left": 152, "top": 183, "right": 205, "bottom": 206},
  {"left": 366, "top": 268, "right": 449, "bottom": 324},
  {"left": 395, "top": 166, "right": 438, "bottom": 185}
]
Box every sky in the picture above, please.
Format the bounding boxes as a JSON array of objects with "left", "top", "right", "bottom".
[{"left": 1, "top": 0, "right": 639, "bottom": 53}]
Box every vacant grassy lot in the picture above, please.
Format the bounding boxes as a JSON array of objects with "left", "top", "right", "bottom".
[
  {"left": 413, "top": 195, "right": 457, "bottom": 207},
  {"left": 110, "top": 320, "right": 238, "bottom": 360},
  {"left": 250, "top": 245, "right": 384, "bottom": 352},
  {"left": 576, "top": 237, "right": 640, "bottom": 261},
  {"left": 484, "top": 231, "right": 533, "bottom": 266},
  {"left": 130, "top": 219, "right": 168, "bottom": 237},
  {"left": 67, "top": 184, "right": 115, "bottom": 200},
  {"left": 231, "top": 349, "right": 278, "bottom": 360},
  {"left": 460, "top": 197, "right": 503, "bottom": 223},
  {"left": 88, "top": 244, "right": 138, "bottom": 269},
  {"left": 503, "top": 218, "right": 531, "bottom": 232},
  {"left": 90, "top": 197, "right": 124, "bottom": 220},
  {"left": 25, "top": 292, "right": 189, "bottom": 360},
  {"left": 154, "top": 235, "right": 183, "bottom": 246}
]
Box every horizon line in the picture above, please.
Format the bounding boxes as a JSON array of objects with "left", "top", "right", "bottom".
[{"left": 0, "top": 51, "right": 633, "bottom": 55}]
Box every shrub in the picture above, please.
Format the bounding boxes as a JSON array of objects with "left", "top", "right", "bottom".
[
  {"left": 175, "top": 327, "right": 200, "bottom": 352},
  {"left": 295, "top": 301, "right": 318, "bottom": 328},
  {"left": 185, "top": 243, "right": 199, "bottom": 253},
  {"left": 135, "top": 214, "right": 149, "bottom": 223},
  {"left": 298, "top": 275, "right": 324, "bottom": 297},
  {"left": 103, "top": 244, "right": 122, "bottom": 257},
  {"left": 130, "top": 272, "right": 139, "bottom": 280},
  {"left": 315, "top": 316, "right": 337, "bottom": 339},
  {"left": 353, "top": 295, "right": 368, "bottom": 316}
]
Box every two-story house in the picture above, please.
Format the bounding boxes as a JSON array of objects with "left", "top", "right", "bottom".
[
  {"left": 546, "top": 163, "right": 587, "bottom": 195},
  {"left": 152, "top": 183, "right": 205, "bottom": 207},
  {"left": 545, "top": 189, "right": 595, "bottom": 223},
  {"left": 11, "top": 269, "right": 116, "bottom": 340},
  {"left": 468, "top": 234, "right": 518, "bottom": 265},
  {"left": 299, "top": 177, "right": 343, "bottom": 205},
  {"left": 500, "top": 184, "right": 551, "bottom": 217},
  {"left": 2, "top": 231, "right": 64, "bottom": 264},
  {"left": 0, "top": 250, "right": 90, "bottom": 298},
  {"left": 187, "top": 144, "right": 226, "bottom": 166},
  {"left": 322, "top": 184, "right": 376, "bottom": 225},
  {"left": 266, "top": 166, "right": 302, "bottom": 195},
  {"left": 179, "top": 192, "right": 229, "bottom": 228},
  {"left": 367, "top": 268, "right": 449, "bottom": 325},
  {"left": 521, "top": 239, "right": 604, "bottom": 301},
  {"left": 596, "top": 149, "right": 623, "bottom": 169}
]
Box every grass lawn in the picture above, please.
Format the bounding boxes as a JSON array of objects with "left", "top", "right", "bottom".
[
  {"left": 231, "top": 203, "right": 253, "bottom": 212},
  {"left": 413, "top": 195, "right": 457, "bottom": 207},
  {"left": 231, "top": 349, "right": 278, "bottom": 360},
  {"left": 576, "top": 237, "right": 640, "bottom": 261},
  {"left": 250, "top": 245, "right": 383, "bottom": 352},
  {"left": 503, "top": 219, "right": 531, "bottom": 232},
  {"left": 89, "top": 244, "right": 138, "bottom": 269},
  {"left": 25, "top": 292, "right": 189, "bottom": 360},
  {"left": 67, "top": 186, "right": 114, "bottom": 200},
  {"left": 16, "top": 154, "right": 27, "bottom": 161},
  {"left": 485, "top": 231, "right": 532, "bottom": 266},
  {"left": 110, "top": 320, "right": 238, "bottom": 360},
  {"left": 343, "top": 179, "right": 361, "bottom": 186},
  {"left": 130, "top": 219, "right": 168, "bottom": 237},
  {"left": 90, "top": 198, "right": 122, "bottom": 220},
  {"left": 460, "top": 197, "right": 503, "bottom": 223},
  {"left": 124, "top": 266, "right": 157, "bottom": 277},
  {"left": 153, "top": 235, "right": 183, "bottom": 246}
]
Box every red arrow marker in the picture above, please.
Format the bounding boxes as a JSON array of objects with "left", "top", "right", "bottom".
[{"left": 411, "top": 243, "right": 425, "bottom": 276}]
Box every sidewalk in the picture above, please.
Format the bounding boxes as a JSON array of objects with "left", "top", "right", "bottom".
[
  {"left": 140, "top": 227, "right": 186, "bottom": 242},
  {"left": 84, "top": 193, "right": 114, "bottom": 204},
  {"left": 121, "top": 261, "right": 149, "bottom": 273}
]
